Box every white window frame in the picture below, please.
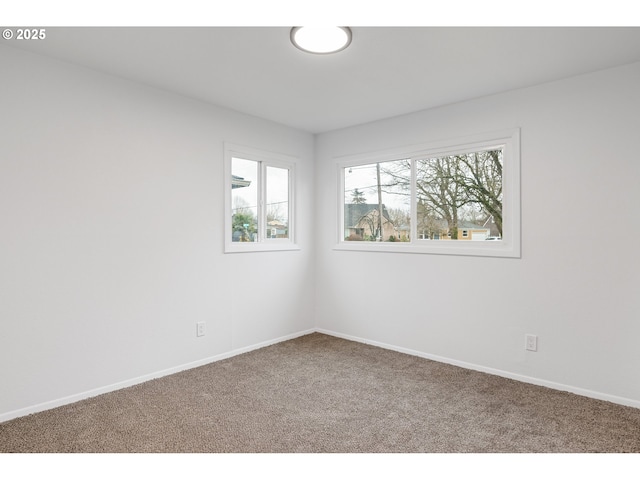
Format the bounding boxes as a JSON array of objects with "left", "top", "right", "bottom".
[
  {"left": 335, "top": 129, "right": 521, "bottom": 258},
  {"left": 224, "top": 143, "right": 298, "bottom": 253}
]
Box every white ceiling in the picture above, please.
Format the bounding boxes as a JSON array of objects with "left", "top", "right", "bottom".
[{"left": 7, "top": 27, "right": 640, "bottom": 133}]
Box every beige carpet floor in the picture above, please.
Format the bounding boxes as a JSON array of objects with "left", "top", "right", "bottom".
[{"left": 1, "top": 333, "right": 639, "bottom": 453}]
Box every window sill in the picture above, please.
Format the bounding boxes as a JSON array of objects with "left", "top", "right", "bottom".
[
  {"left": 334, "top": 240, "right": 520, "bottom": 258},
  {"left": 225, "top": 242, "right": 301, "bottom": 254}
]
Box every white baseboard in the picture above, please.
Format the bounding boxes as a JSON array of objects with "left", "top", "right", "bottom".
[
  {"left": 3, "top": 326, "right": 638, "bottom": 423},
  {"left": 0, "top": 328, "right": 315, "bottom": 423},
  {"left": 316, "top": 328, "right": 640, "bottom": 410}
]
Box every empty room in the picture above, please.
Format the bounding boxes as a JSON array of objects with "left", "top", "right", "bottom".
[{"left": 1, "top": 16, "right": 640, "bottom": 464}]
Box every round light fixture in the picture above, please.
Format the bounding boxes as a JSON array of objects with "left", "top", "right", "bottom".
[{"left": 290, "top": 27, "right": 352, "bottom": 54}]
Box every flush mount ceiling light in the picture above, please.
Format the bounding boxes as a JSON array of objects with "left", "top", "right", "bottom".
[{"left": 290, "top": 27, "right": 352, "bottom": 54}]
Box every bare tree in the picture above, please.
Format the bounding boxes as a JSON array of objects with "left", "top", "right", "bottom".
[
  {"left": 387, "top": 207, "right": 410, "bottom": 240},
  {"left": 267, "top": 202, "right": 285, "bottom": 223},
  {"left": 416, "top": 156, "right": 466, "bottom": 239},
  {"left": 455, "top": 150, "right": 503, "bottom": 234},
  {"left": 371, "top": 150, "right": 503, "bottom": 239},
  {"left": 390, "top": 151, "right": 502, "bottom": 238}
]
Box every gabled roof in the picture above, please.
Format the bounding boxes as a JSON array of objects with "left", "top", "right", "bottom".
[
  {"left": 458, "top": 221, "right": 490, "bottom": 230},
  {"left": 344, "top": 204, "right": 391, "bottom": 227}
]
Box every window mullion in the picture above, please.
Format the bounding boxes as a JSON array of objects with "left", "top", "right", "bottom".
[
  {"left": 287, "top": 164, "right": 294, "bottom": 242},
  {"left": 258, "top": 161, "right": 266, "bottom": 243},
  {"left": 410, "top": 157, "right": 417, "bottom": 244}
]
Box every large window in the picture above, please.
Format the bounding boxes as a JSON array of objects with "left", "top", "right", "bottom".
[
  {"left": 338, "top": 129, "right": 520, "bottom": 257},
  {"left": 225, "top": 143, "right": 297, "bottom": 253}
]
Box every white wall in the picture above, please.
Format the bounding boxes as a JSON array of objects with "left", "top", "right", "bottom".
[
  {"left": 0, "top": 46, "right": 315, "bottom": 420},
  {"left": 314, "top": 62, "right": 640, "bottom": 407}
]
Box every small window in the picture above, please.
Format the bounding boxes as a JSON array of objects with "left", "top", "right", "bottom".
[
  {"left": 337, "top": 129, "right": 520, "bottom": 258},
  {"left": 225, "top": 143, "right": 297, "bottom": 253}
]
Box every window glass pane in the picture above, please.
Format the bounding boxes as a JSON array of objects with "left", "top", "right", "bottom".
[
  {"left": 231, "top": 157, "right": 258, "bottom": 242},
  {"left": 415, "top": 148, "right": 503, "bottom": 241},
  {"left": 266, "top": 166, "right": 289, "bottom": 239},
  {"left": 344, "top": 159, "right": 411, "bottom": 241}
]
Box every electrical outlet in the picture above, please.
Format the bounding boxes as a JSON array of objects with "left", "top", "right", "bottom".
[
  {"left": 525, "top": 334, "right": 537, "bottom": 352},
  {"left": 196, "top": 322, "right": 205, "bottom": 337}
]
